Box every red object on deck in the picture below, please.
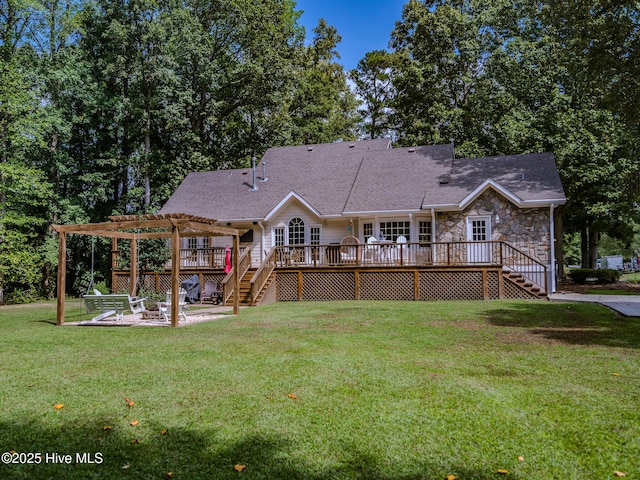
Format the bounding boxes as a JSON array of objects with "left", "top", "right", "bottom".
[{"left": 224, "top": 246, "right": 231, "bottom": 273}]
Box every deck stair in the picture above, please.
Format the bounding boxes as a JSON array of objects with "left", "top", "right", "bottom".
[
  {"left": 503, "top": 270, "right": 547, "bottom": 299},
  {"left": 225, "top": 268, "right": 257, "bottom": 306},
  {"left": 251, "top": 273, "right": 276, "bottom": 306}
]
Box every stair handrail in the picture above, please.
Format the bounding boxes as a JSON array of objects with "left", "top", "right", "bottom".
[
  {"left": 499, "top": 241, "right": 548, "bottom": 292},
  {"left": 250, "top": 247, "right": 277, "bottom": 304},
  {"left": 221, "top": 247, "right": 252, "bottom": 305}
]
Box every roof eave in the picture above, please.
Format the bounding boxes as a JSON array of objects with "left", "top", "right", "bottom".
[{"left": 341, "top": 208, "right": 424, "bottom": 216}]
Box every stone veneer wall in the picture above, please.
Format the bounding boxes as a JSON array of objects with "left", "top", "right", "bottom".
[{"left": 436, "top": 189, "right": 551, "bottom": 265}]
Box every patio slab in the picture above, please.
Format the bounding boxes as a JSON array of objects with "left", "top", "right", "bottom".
[{"left": 65, "top": 305, "right": 238, "bottom": 327}]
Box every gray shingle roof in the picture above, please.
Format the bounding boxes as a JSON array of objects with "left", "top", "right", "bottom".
[
  {"left": 159, "top": 141, "right": 566, "bottom": 221},
  {"left": 425, "top": 152, "right": 566, "bottom": 208}
]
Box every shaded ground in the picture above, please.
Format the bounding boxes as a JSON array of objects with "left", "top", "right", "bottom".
[{"left": 557, "top": 279, "right": 640, "bottom": 294}]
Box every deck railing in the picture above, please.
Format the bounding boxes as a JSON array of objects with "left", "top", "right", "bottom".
[
  {"left": 271, "top": 241, "right": 547, "bottom": 290},
  {"left": 250, "top": 247, "right": 277, "bottom": 305},
  {"left": 114, "top": 247, "right": 228, "bottom": 270}
]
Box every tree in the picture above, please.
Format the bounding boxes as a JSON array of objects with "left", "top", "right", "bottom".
[
  {"left": 349, "top": 50, "right": 395, "bottom": 139},
  {"left": 0, "top": 45, "right": 54, "bottom": 302},
  {"left": 383, "top": 0, "right": 640, "bottom": 267},
  {"left": 288, "top": 18, "right": 359, "bottom": 144}
]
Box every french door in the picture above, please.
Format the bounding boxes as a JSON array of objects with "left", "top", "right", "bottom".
[{"left": 466, "top": 216, "right": 492, "bottom": 263}]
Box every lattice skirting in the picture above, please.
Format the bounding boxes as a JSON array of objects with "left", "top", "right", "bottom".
[
  {"left": 274, "top": 268, "right": 541, "bottom": 302},
  {"left": 503, "top": 277, "right": 540, "bottom": 300},
  {"left": 360, "top": 272, "right": 413, "bottom": 300},
  {"left": 419, "top": 271, "right": 483, "bottom": 300},
  {"left": 276, "top": 272, "right": 300, "bottom": 301},
  {"left": 112, "top": 272, "right": 225, "bottom": 295}
]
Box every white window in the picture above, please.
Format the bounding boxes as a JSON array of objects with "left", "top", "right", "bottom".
[
  {"left": 380, "top": 221, "right": 410, "bottom": 242},
  {"left": 363, "top": 222, "right": 374, "bottom": 241},
  {"left": 418, "top": 221, "right": 432, "bottom": 243},
  {"left": 288, "top": 217, "right": 305, "bottom": 245},
  {"left": 274, "top": 227, "right": 285, "bottom": 246},
  {"left": 309, "top": 225, "right": 321, "bottom": 245}
]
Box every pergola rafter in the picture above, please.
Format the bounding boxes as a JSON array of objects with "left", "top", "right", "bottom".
[{"left": 52, "top": 213, "right": 244, "bottom": 327}]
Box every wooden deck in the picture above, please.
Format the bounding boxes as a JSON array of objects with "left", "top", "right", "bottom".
[{"left": 113, "top": 241, "right": 549, "bottom": 304}]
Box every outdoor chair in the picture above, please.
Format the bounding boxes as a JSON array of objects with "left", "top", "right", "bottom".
[
  {"left": 364, "top": 236, "right": 378, "bottom": 263},
  {"left": 395, "top": 235, "right": 408, "bottom": 264},
  {"left": 158, "top": 288, "right": 188, "bottom": 323},
  {"left": 201, "top": 280, "right": 223, "bottom": 304},
  {"left": 340, "top": 236, "right": 361, "bottom": 264}
]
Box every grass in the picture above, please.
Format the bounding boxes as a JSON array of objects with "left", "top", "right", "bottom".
[
  {"left": 584, "top": 288, "right": 640, "bottom": 295},
  {"left": 622, "top": 272, "right": 640, "bottom": 284},
  {"left": 1, "top": 300, "right": 639, "bottom": 479}
]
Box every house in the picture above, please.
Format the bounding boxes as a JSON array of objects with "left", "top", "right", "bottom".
[{"left": 143, "top": 139, "right": 566, "bottom": 304}]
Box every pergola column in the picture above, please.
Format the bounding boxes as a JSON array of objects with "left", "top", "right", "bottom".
[
  {"left": 130, "top": 236, "right": 138, "bottom": 297},
  {"left": 56, "top": 232, "right": 66, "bottom": 326},
  {"left": 170, "top": 223, "right": 180, "bottom": 328}
]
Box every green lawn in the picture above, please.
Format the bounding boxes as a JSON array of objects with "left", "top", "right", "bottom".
[{"left": 1, "top": 300, "right": 639, "bottom": 480}]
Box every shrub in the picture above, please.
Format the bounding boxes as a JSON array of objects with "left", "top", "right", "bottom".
[{"left": 568, "top": 268, "right": 621, "bottom": 284}]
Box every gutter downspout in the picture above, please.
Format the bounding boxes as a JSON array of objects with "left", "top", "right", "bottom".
[
  {"left": 258, "top": 221, "right": 265, "bottom": 263},
  {"left": 550, "top": 203, "right": 556, "bottom": 293}
]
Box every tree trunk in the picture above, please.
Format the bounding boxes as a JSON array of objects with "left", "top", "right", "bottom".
[
  {"left": 144, "top": 107, "right": 151, "bottom": 208},
  {"left": 580, "top": 226, "right": 589, "bottom": 268},
  {"left": 588, "top": 227, "right": 599, "bottom": 269}
]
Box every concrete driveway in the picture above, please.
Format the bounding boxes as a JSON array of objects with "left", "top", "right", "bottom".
[{"left": 548, "top": 293, "right": 640, "bottom": 317}]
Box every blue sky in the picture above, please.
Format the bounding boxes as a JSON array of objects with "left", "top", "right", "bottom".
[{"left": 295, "top": 0, "right": 406, "bottom": 71}]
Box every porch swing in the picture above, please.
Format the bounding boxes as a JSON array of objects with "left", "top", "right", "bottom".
[{"left": 81, "top": 233, "right": 148, "bottom": 322}]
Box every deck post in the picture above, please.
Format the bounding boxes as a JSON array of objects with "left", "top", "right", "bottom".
[
  {"left": 170, "top": 224, "right": 180, "bottom": 328},
  {"left": 414, "top": 271, "right": 420, "bottom": 300},
  {"left": 233, "top": 234, "right": 240, "bottom": 315},
  {"left": 354, "top": 271, "right": 360, "bottom": 300},
  {"left": 111, "top": 238, "right": 118, "bottom": 293},
  {"left": 130, "top": 236, "right": 137, "bottom": 297},
  {"left": 482, "top": 269, "right": 489, "bottom": 300},
  {"left": 56, "top": 231, "right": 66, "bottom": 326}
]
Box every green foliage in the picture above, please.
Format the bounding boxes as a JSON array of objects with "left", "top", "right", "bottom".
[
  {"left": 288, "top": 19, "right": 359, "bottom": 144},
  {"left": 380, "top": 0, "right": 640, "bottom": 267},
  {"left": 349, "top": 50, "right": 395, "bottom": 139},
  {"left": 568, "top": 268, "right": 622, "bottom": 285}
]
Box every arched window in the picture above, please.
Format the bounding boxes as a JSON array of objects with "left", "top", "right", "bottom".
[{"left": 288, "top": 217, "right": 305, "bottom": 245}]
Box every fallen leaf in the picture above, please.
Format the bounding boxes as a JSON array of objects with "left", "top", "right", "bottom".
[
  {"left": 518, "top": 455, "right": 524, "bottom": 462},
  {"left": 102, "top": 425, "right": 112, "bottom": 431},
  {"left": 613, "top": 373, "right": 620, "bottom": 377},
  {"left": 161, "top": 428, "right": 169, "bottom": 435},
  {"left": 234, "top": 464, "right": 246, "bottom": 472},
  {"left": 127, "top": 400, "right": 135, "bottom": 407},
  {"left": 614, "top": 472, "right": 626, "bottom": 477},
  {"left": 130, "top": 420, "right": 139, "bottom": 426},
  {"left": 53, "top": 403, "right": 64, "bottom": 410},
  {"left": 9, "top": 450, "right": 16, "bottom": 454},
  {"left": 288, "top": 393, "right": 297, "bottom": 399},
  {"left": 122, "top": 463, "right": 130, "bottom": 469},
  {"left": 446, "top": 475, "right": 458, "bottom": 480},
  {"left": 124, "top": 397, "right": 130, "bottom": 402},
  {"left": 131, "top": 438, "right": 140, "bottom": 444},
  {"left": 167, "top": 473, "right": 173, "bottom": 478},
  {"left": 497, "top": 469, "right": 509, "bottom": 474}
]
